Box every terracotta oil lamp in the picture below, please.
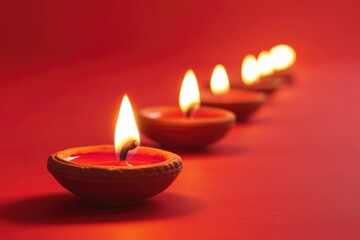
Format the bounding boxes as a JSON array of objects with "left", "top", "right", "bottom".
[
  {"left": 233, "top": 54, "right": 282, "bottom": 94},
  {"left": 201, "top": 64, "right": 266, "bottom": 122},
  {"left": 235, "top": 45, "right": 296, "bottom": 93},
  {"left": 138, "top": 70, "right": 236, "bottom": 150},
  {"left": 267, "top": 44, "right": 296, "bottom": 83},
  {"left": 48, "top": 95, "right": 183, "bottom": 206}
]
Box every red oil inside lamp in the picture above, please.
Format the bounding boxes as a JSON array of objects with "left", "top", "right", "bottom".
[
  {"left": 201, "top": 64, "right": 267, "bottom": 122},
  {"left": 47, "top": 95, "right": 183, "bottom": 206},
  {"left": 138, "top": 70, "right": 236, "bottom": 150}
]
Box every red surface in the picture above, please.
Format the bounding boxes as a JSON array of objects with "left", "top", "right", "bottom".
[{"left": 1, "top": 0, "right": 360, "bottom": 239}]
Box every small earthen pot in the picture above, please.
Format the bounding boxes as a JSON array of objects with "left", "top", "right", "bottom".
[
  {"left": 201, "top": 89, "right": 267, "bottom": 122},
  {"left": 138, "top": 106, "right": 236, "bottom": 150},
  {"left": 233, "top": 77, "right": 283, "bottom": 94},
  {"left": 47, "top": 145, "right": 182, "bottom": 206}
]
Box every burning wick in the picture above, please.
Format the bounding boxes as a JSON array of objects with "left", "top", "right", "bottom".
[
  {"left": 179, "top": 69, "right": 200, "bottom": 119},
  {"left": 185, "top": 103, "right": 198, "bottom": 118},
  {"left": 119, "top": 139, "right": 139, "bottom": 160}
]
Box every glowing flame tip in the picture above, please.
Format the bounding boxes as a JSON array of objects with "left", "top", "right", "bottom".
[
  {"left": 210, "top": 64, "right": 230, "bottom": 95},
  {"left": 257, "top": 51, "right": 274, "bottom": 77},
  {"left": 114, "top": 94, "right": 140, "bottom": 160},
  {"left": 241, "top": 55, "right": 260, "bottom": 85},
  {"left": 179, "top": 69, "right": 200, "bottom": 117},
  {"left": 270, "top": 44, "right": 296, "bottom": 71}
]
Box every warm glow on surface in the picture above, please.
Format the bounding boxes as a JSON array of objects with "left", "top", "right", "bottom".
[
  {"left": 179, "top": 69, "right": 200, "bottom": 116},
  {"left": 270, "top": 44, "right": 296, "bottom": 71},
  {"left": 257, "top": 51, "right": 274, "bottom": 76},
  {"left": 210, "top": 64, "right": 230, "bottom": 95},
  {"left": 241, "top": 55, "right": 260, "bottom": 85},
  {"left": 114, "top": 95, "right": 140, "bottom": 160}
]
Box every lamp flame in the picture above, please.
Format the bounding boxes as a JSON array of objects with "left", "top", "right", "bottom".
[
  {"left": 257, "top": 51, "right": 274, "bottom": 76},
  {"left": 114, "top": 94, "right": 140, "bottom": 160},
  {"left": 210, "top": 64, "right": 230, "bottom": 95},
  {"left": 241, "top": 54, "right": 260, "bottom": 85},
  {"left": 179, "top": 69, "right": 200, "bottom": 117},
  {"left": 269, "top": 44, "right": 296, "bottom": 71}
]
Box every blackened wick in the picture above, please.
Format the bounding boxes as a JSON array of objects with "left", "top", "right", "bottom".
[{"left": 119, "top": 139, "right": 139, "bottom": 160}]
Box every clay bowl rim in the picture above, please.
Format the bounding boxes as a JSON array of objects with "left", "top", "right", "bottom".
[
  {"left": 138, "top": 106, "right": 236, "bottom": 127},
  {"left": 48, "top": 145, "right": 183, "bottom": 179},
  {"left": 201, "top": 88, "right": 267, "bottom": 105},
  {"left": 234, "top": 78, "right": 283, "bottom": 91}
]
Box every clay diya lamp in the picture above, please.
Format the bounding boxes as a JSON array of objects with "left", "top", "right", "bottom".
[
  {"left": 254, "top": 45, "right": 296, "bottom": 85},
  {"left": 201, "top": 64, "right": 267, "bottom": 122},
  {"left": 257, "top": 50, "right": 290, "bottom": 85},
  {"left": 138, "top": 70, "right": 236, "bottom": 150},
  {"left": 267, "top": 44, "right": 296, "bottom": 84},
  {"left": 233, "top": 54, "right": 283, "bottom": 94},
  {"left": 48, "top": 95, "right": 183, "bottom": 206}
]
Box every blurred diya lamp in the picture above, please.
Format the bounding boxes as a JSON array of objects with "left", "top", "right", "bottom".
[
  {"left": 232, "top": 54, "right": 282, "bottom": 94},
  {"left": 201, "top": 64, "right": 267, "bottom": 122},
  {"left": 267, "top": 44, "right": 296, "bottom": 83},
  {"left": 138, "top": 70, "right": 236, "bottom": 150},
  {"left": 234, "top": 44, "right": 296, "bottom": 93},
  {"left": 48, "top": 95, "right": 182, "bottom": 206}
]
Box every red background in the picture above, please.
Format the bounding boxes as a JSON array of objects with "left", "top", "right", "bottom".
[{"left": 1, "top": 0, "right": 360, "bottom": 239}]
